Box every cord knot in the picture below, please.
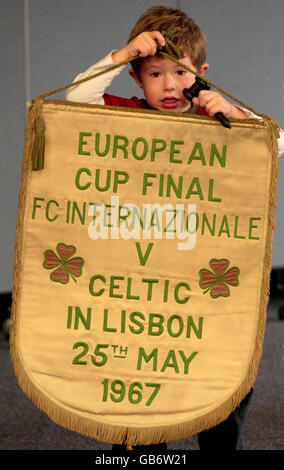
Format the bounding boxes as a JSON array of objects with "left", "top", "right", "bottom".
[{"left": 156, "top": 27, "right": 182, "bottom": 59}]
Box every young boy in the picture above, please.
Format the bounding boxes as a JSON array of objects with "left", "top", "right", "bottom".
[
  {"left": 66, "top": 5, "right": 282, "bottom": 451},
  {"left": 66, "top": 6, "right": 248, "bottom": 121}
]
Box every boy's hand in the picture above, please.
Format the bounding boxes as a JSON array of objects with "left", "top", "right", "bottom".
[
  {"left": 192, "top": 90, "right": 247, "bottom": 119},
  {"left": 112, "top": 31, "right": 165, "bottom": 63}
]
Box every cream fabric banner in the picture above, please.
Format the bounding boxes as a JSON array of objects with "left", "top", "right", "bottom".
[{"left": 10, "top": 100, "right": 279, "bottom": 445}]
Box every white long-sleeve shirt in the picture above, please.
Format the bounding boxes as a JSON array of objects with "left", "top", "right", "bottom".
[{"left": 66, "top": 52, "right": 284, "bottom": 157}]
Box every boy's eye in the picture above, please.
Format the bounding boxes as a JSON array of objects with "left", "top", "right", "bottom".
[
  {"left": 150, "top": 72, "right": 161, "bottom": 77},
  {"left": 176, "top": 70, "right": 186, "bottom": 76}
]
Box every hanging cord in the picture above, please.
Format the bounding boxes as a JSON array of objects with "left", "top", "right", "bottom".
[
  {"left": 33, "top": 28, "right": 181, "bottom": 102},
  {"left": 35, "top": 58, "right": 133, "bottom": 102},
  {"left": 31, "top": 29, "right": 277, "bottom": 170},
  {"left": 33, "top": 28, "right": 261, "bottom": 118}
]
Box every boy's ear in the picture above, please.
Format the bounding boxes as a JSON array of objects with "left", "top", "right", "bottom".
[
  {"left": 128, "top": 69, "right": 143, "bottom": 89},
  {"left": 199, "top": 63, "right": 209, "bottom": 76}
]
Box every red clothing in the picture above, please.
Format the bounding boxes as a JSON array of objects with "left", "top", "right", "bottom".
[
  {"left": 103, "top": 93, "right": 208, "bottom": 115},
  {"left": 103, "top": 94, "right": 146, "bottom": 109}
]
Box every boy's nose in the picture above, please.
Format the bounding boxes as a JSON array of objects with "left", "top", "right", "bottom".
[{"left": 163, "top": 74, "right": 175, "bottom": 91}]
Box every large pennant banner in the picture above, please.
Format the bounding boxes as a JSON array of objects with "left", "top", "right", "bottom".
[{"left": 10, "top": 100, "right": 278, "bottom": 445}]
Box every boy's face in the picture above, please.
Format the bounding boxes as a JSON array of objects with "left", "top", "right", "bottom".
[{"left": 130, "top": 55, "right": 208, "bottom": 113}]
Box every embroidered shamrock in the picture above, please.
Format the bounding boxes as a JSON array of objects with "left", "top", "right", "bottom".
[
  {"left": 42, "top": 243, "right": 84, "bottom": 284},
  {"left": 199, "top": 258, "right": 240, "bottom": 298}
]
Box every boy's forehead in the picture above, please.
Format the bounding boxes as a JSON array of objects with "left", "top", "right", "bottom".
[{"left": 141, "top": 54, "right": 194, "bottom": 71}]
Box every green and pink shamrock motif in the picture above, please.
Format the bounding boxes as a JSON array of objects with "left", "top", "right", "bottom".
[
  {"left": 42, "top": 243, "right": 84, "bottom": 284},
  {"left": 199, "top": 258, "right": 240, "bottom": 298},
  {"left": 42, "top": 245, "right": 239, "bottom": 299}
]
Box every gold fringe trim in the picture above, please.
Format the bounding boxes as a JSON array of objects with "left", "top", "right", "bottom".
[{"left": 10, "top": 102, "right": 279, "bottom": 446}]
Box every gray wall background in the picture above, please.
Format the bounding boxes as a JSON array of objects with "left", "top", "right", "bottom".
[{"left": 1, "top": 0, "right": 283, "bottom": 292}]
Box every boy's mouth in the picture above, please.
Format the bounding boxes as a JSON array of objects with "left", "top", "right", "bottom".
[{"left": 161, "top": 97, "right": 180, "bottom": 109}]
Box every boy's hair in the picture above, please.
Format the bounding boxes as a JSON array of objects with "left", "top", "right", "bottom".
[{"left": 128, "top": 5, "right": 207, "bottom": 76}]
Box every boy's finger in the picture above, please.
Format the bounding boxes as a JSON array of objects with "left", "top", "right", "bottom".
[
  {"left": 192, "top": 97, "right": 200, "bottom": 106},
  {"left": 148, "top": 30, "right": 166, "bottom": 46},
  {"left": 198, "top": 90, "right": 211, "bottom": 100},
  {"left": 136, "top": 39, "right": 155, "bottom": 57},
  {"left": 197, "top": 90, "right": 216, "bottom": 107}
]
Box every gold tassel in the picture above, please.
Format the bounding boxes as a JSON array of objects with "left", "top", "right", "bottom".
[{"left": 32, "top": 116, "right": 45, "bottom": 170}]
